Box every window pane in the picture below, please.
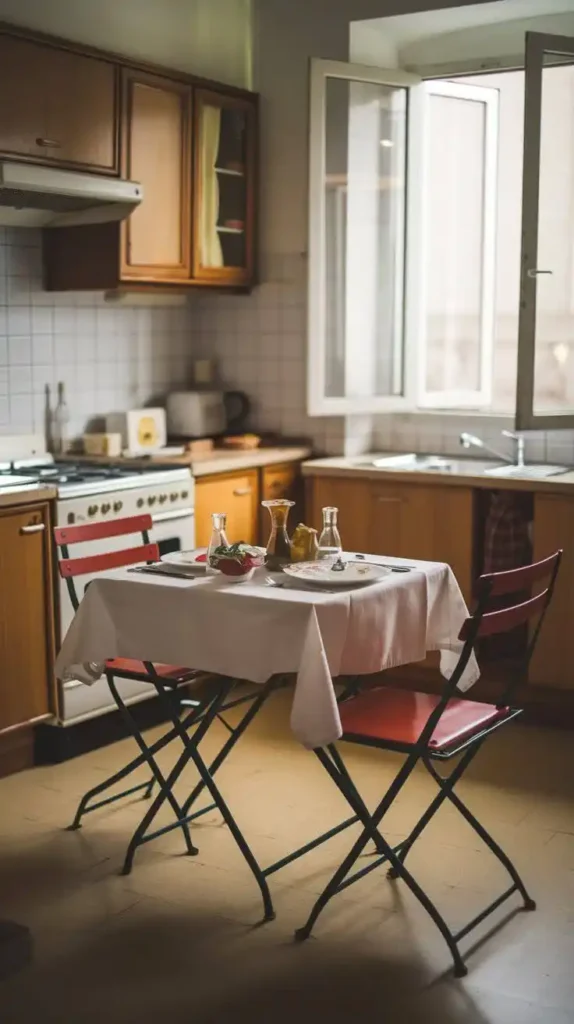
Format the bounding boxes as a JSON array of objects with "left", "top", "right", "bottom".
[
  {"left": 532, "top": 60, "right": 574, "bottom": 415},
  {"left": 424, "top": 92, "right": 485, "bottom": 395},
  {"left": 323, "top": 76, "right": 407, "bottom": 399}
]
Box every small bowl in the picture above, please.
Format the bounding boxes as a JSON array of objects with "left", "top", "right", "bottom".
[{"left": 219, "top": 565, "right": 255, "bottom": 584}]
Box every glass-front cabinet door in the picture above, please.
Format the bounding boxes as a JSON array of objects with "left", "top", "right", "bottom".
[{"left": 193, "top": 89, "right": 256, "bottom": 286}]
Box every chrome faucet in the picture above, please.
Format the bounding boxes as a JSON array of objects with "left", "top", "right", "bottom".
[{"left": 460, "top": 430, "right": 525, "bottom": 467}]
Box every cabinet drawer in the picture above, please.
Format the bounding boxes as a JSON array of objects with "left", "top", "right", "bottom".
[{"left": 195, "top": 470, "right": 259, "bottom": 548}]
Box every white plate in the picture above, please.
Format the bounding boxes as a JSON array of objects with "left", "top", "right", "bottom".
[
  {"left": 160, "top": 548, "right": 208, "bottom": 574},
  {"left": 282, "top": 560, "right": 392, "bottom": 588}
]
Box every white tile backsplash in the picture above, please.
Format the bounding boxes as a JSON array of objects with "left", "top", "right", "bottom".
[{"left": 0, "top": 226, "right": 194, "bottom": 440}]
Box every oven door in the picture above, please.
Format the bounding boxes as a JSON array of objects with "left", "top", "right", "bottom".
[
  {"left": 150, "top": 505, "right": 195, "bottom": 558},
  {"left": 56, "top": 505, "right": 195, "bottom": 725}
]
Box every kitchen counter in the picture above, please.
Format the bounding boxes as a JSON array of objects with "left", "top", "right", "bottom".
[
  {"left": 0, "top": 484, "right": 57, "bottom": 509},
  {"left": 61, "top": 446, "right": 311, "bottom": 477},
  {"left": 302, "top": 454, "right": 574, "bottom": 494},
  {"left": 189, "top": 446, "right": 311, "bottom": 477}
]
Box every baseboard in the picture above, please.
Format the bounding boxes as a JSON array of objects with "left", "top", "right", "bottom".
[
  {"left": 34, "top": 693, "right": 172, "bottom": 764},
  {"left": 0, "top": 727, "right": 34, "bottom": 778}
]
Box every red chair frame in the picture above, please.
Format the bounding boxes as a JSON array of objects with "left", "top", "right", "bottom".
[
  {"left": 294, "top": 551, "right": 563, "bottom": 978},
  {"left": 53, "top": 514, "right": 277, "bottom": 915}
]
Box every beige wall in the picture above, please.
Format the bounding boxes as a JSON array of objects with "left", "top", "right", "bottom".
[
  {"left": 252, "top": 0, "right": 485, "bottom": 263},
  {"left": 0, "top": 0, "right": 252, "bottom": 87}
]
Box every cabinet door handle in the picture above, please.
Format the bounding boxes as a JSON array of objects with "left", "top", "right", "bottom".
[
  {"left": 233, "top": 488, "right": 252, "bottom": 497},
  {"left": 36, "top": 137, "right": 62, "bottom": 148},
  {"left": 20, "top": 523, "right": 46, "bottom": 534}
]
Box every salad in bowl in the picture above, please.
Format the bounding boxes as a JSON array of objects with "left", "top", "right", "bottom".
[{"left": 209, "top": 542, "right": 265, "bottom": 582}]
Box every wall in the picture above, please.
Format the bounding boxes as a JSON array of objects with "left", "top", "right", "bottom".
[
  {"left": 191, "top": 0, "right": 478, "bottom": 455},
  {"left": 0, "top": 0, "right": 252, "bottom": 87},
  {"left": 0, "top": 228, "right": 193, "bottom": 440}
]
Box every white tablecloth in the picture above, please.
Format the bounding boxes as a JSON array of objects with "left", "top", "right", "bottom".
[{"left": 55, "top": 557, "right": 479, "bottom": 749}]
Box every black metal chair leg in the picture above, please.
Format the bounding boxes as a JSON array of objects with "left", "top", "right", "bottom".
[
  {"left": 425, "top": 760, "right": 536, "bottom": 911},
  {"left": 298, "top": 749, "right": 467, "bottom": 977},
  {"left": 107, "top": 676, "right": 197, "bottom": 867},
  {"left": 182, "top": 678, "right": 276, "bottom": 816},
  {"left": 121, "top": 742, "right": 200, "bottom": 875},
  {"left": 387, "top": 746, "right": 481, "bottom": 879},
  {"left": 154, "top": 680, "right": 275, "bottom": 922},
  {"left": 295, "top": 752, "right": 419, "bottom": 942},
  {"left": 325, "top": 745, "right": 387, "bottom": 856}
]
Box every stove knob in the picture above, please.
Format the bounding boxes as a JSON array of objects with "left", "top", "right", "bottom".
[
  {"left": 101, "top": 502, "right": 111, "bottom": 515},
  {"left": 170, "top": 492, "right": 178, "bottom": 503},
  {"left": 181, "top": 489, "right": 189, "bottom": 500},
  {"left": 67, "top": 512, "right": 75, "bottom": 525},
  {"left": 88, "top": 504, "right": 98, "bottom": 517},
  {"left": 113, "top": 501, "right": 123, "bottom": 513},
  {"left": 147, "top": 496, "right": 157, "bottom": 506},
  {"left": 158, "top": 494, "right": 167, "bottom": 504},
  {"left": 136, "top": 498, "right": 144, "bottom": 509}
]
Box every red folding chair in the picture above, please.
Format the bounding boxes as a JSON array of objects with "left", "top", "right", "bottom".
[
  {"left": 294, "top": 551, "right": 562, "bottom": 977},
  {"left": 54, "top": 514, "right": 276, "bottom": 918}
]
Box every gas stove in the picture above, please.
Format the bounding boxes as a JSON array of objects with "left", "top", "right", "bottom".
[{"left": 5, "top": 456, "right": 189, "bottom": 499}]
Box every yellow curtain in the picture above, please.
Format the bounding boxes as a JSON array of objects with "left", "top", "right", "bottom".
[{"left": 200, "top": 105, "right": 224, "bottom": 268}]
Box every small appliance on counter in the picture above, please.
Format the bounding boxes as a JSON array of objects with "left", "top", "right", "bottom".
[
  {"left": 166, "top": 389, "right": 251, "bottom": 440},
  {"left": 105, "top": 408, "right": 184, "bottom": 457}
]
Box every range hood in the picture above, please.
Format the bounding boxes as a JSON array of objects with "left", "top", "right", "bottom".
[{"left": 0, "top": 162, "right": 142, "bottom": 228}]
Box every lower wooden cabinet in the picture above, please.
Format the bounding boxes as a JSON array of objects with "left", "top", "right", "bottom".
[
  {"left": 0, "top": 503, "right": 56, "bottom": 735},
  {"left": 307, "top": 476, "right": 473, "bottom": 600},
  {"left": 195, "top": 470, "right": 259, "bottom": 548}
]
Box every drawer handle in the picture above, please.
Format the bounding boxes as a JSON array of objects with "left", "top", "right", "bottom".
[
  {"left": 233, "top": 488, "right": 252, "bottom": 497},
  {"left": 20, "top": 523, "right": 46, "bottom": 534},
  {"left": 36, "top": 137, "right": 61, "bottom": 148},
  {"left": 376, "top": 497, "right": 403, "bottom": 504}
]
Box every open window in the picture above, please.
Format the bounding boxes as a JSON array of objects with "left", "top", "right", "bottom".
[
  {"left": 307, "top": 60, "right": 499, "bottom": 416},
  {"left": 309, "top": 36, "right": 574, "bottom": 427},
  {"left": 516, "top": 32, "right": 574, "bottom": 430},
  {"left": 307, "top": 60, "right": 420, "bottom": 416}
]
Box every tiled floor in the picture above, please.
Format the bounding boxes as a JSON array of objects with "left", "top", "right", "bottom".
[{"left": 1, "top": 686, "right": 574, "bottom": 1023}]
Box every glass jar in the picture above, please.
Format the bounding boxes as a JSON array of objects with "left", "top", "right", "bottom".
[
  {"left": 318, "top": 506, "right": 342, "bottom": 561},
  {"left": 262, "top": 499, "right": 294, "bottom": 570},
  {"left": 207, "top": 512, "right": 229, "bottom": 574}
]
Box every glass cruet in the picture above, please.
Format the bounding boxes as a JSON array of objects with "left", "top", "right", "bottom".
[
  {"left": 262, "top": 499, "right": 294, "bottom": 570},
  {"left": 207, "top": 512, "right": 229, "bottom": 573},
  {"left": 318, "top": 506, "right": 342, "bottom": 561}
]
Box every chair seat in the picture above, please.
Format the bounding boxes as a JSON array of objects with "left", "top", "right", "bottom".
[
  {"left": 339, "top": 686, "right": 511, "bottom": 751},
  {"left": 105, "top": 658, "right": 198, "bottom": 683}
]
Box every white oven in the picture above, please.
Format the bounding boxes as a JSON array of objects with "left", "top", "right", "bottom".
[{"left": 53, "top": 469, "right": 195, "bottom": 725}]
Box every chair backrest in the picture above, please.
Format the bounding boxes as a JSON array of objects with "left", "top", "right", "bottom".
[
  {"left": 54, "top": 513, "right": 158, "bottom": 610},
  {"left": 417, "top": 550, "right": 562, "bottom": 750}
]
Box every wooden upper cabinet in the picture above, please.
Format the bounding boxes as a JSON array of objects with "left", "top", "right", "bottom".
[
  {"left": 193, "top": 89, "right": 256, "bottom": 286},
  {"left": 0, "top": 503, "right": 56, "bottom": 734},
  {"left": 0, "top": 33, "right": 118, "bottom": 173},
  {"left": 121, "top": 70, "right": 193, "bottom": 280}
]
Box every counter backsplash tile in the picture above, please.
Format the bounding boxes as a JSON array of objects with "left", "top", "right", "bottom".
[
  {"left": 0, "top": 226, "right": 194, "bottom": 440},
  {"left": 189, "top": 252, "right": 345, "bottom": 455}
]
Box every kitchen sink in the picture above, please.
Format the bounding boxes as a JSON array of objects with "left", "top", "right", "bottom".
[
  {"left": 361, "top": 453, "right": 496, "bottom": 474},
  {"left": 355, "top": 453, "right": 571, "bottom": 479},
  {"left": 369, "top": 454, "right": 456, "bottom": 472},
  {"left": 483, "top": 464, "right": 570, "bottom": 480}
]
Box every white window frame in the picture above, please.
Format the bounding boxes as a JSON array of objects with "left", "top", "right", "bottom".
[
  {"left": 516, "top": 31, "right": 574, "bottom": 430},
  {"left": 415, "top": 79, "right": 499, "bottom": 411},
  {"left": 307, "top": 58, "right": 420, "bottom": 417}
]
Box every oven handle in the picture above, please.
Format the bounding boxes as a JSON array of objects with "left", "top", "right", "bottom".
[{"left": 151, "top": 506, "right": 194, "bottom": 524}]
